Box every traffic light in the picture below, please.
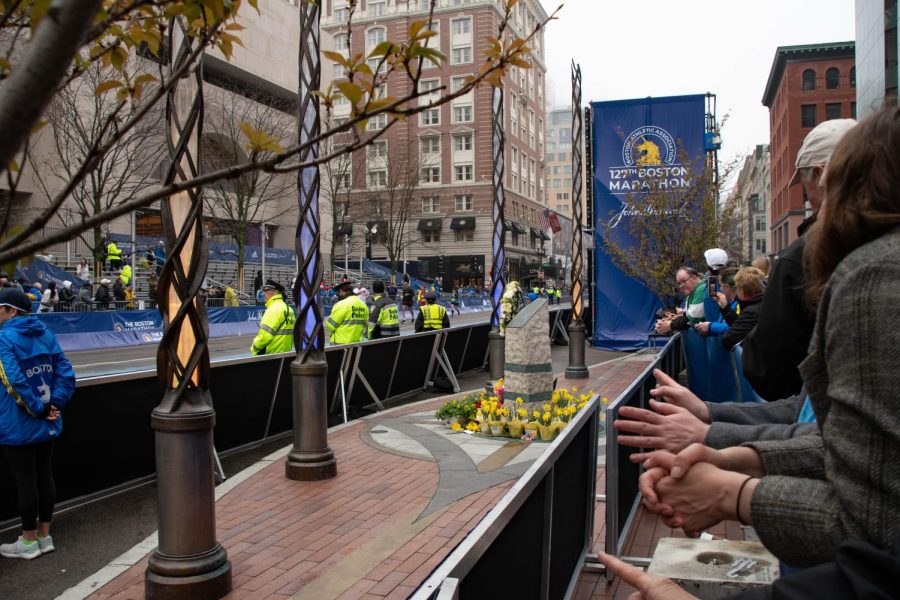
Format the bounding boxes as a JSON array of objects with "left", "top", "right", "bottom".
[{"left": 437, "top": 255, "right": 445, "bottom": 275}]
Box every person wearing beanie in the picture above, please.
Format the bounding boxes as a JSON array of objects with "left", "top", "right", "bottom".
[
  {"left": 57, "top": 281, "right": 75, "bottom": 312},
  {"left": 0, "top": 288, "right": 76, "bottom": 560},
  {"left": 368, "top": 280, "right": 399, "bottom": 339},
  {"left": 250, "top": 280, "right": 295, "bottom": 355}
]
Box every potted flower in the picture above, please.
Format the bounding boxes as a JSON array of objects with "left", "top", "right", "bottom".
[
  {"left": 524, "top": 409, "right": 541, "bottom": 439},
  {"left": 537, "top": 409, "right": 556, "bottom": 441},
  {"left": 508, "top": 398, "right": 527, "bottom": 438}
]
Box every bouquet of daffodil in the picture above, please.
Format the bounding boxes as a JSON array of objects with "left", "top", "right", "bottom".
[{"left": 499, "top": 281, "right": 525, "bottom": 335}]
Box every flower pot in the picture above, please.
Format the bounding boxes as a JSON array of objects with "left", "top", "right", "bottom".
[
  {"left": 523, "top": 425, "right": 539, "bottom": 441},
  {"left": 538, "top": 424, "right": 557, "bottom": 442},
  {"left": 551, "top": 421, "right": 568, "bottom": 435},
  {"left": 479, "top": 422, "right": 491, "bottom": 434},
  {"left": 452, "top": 416, "right": 469, "bottom": 428},
  {"left": 489, "top": 421, "right": 505, "bottom": 437},
  {"left": 507, "top": 420, "right": 525, "bottom": 438}
]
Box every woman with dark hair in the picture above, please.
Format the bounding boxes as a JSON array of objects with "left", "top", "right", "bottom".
[
  {"left": 38, "top": 282, "right": 57, "bottom": 313},
  {"left": 638, "top": 105, "right": 900, "bottom": 567}
]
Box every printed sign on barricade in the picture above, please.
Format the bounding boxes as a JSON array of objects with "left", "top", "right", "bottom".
[
  {"left": 16, "top": 257, "right": 88, "bottom": 291},
  {"left": 591, "top": 94, "right": 706, "bottom": 350}
]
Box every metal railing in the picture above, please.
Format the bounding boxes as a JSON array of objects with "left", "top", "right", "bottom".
[
  {"left": 413, "top": 396, "right": 601, "bottom": 599},
  {"left": 598, "top": 333, "right": 684, "bottom": 574}
]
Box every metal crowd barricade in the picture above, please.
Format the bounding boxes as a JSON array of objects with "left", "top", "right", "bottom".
[
  {"left": 412, "top": 396, "right": 601, "bottom": 599},
  {"left": 593, "top": 333, "right": 683, "bottom": 576}
]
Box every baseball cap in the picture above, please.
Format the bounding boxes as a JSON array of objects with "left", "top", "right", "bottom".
[
  {"left": 703, "top": 248, "right": 729, "bottom": 270},
  {"left": 262, "top": 279, "right": 285, "bottom": 294},
  {"left": 789, "top": 119, "right": 856, "bottom": 186},
  {"left": 0, "top": 288, "right": 32, "bottom": 313}
]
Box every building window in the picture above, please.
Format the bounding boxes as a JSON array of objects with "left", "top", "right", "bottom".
[
  {"left": 368, "top": 170, "right": 386, "bottom": 187},
  {"left": 825, "top": 67, "right": 840, "bottom": 89},
  {"left": 422, "top": 197, "right": 440, "bottom": 213},
  {"left": 334, "top": 7, "right": 349, "bottom": 22},
  {"left": 755, "top": 239, "right": 766, "bottom": 254},
  {"left": 366, "top": 58, "right": 386, "bottom": 74},
  {"left": 368, "top": 141, "right": 387, "bottom": 159},
  {"left": 367, "top": 27, "right": 385, "bottom": 47},
  {"left": 336, "top": 172, "right": 351, "bottom": 190},
  {"left": 851, "top": 102, "right": 857, "bottom": 119},
  {"left": 455, "top": 230, "right": 474, "bottom": 242},
  {"left": 421, "top": 135, "right": 440, "bottom": 154},
  {"left": 421, "top": 166, "right": 440, "bottom": 184},
  {"left": 825, "top": 103, "right": 842, "bottom": 121},
  {"left": 850, "top": 66, "right": 856, "bottom": 88},
  {"left": 334, "top": 33, "right": 349, "bottom": 50},
  {"left": 800, "top": 104, "right": 816, "bottom": 128},
  {"left": 755, "top": 216, "right": 766, "bottom": 231},
  {"left": 452, "top": 46, "right": 472, "bottom": 65},
  {"left": 368, "top": 1, "right": 385, "bottom": 17},
  {"left": 454, "top": 165, "right": 473, "bottom": 182},
  {"left": 421, "top": 108, "right": 439, "bottom": 126},
  {"left": 367, "top": 113, "right": 387, "bottom": 131},
  {"left": 423, "top": 230, "right": 440, "bottom": 243},
  {"left": 455, "top": 195, "right": 473, "bottom": 211},
  {"left": 453, "top": 105, "right": 472, "bottom": 123},
  {"left": 334, "top": 64, "right": 348, "bottom": 79},
  {"left": 802, "top": 69, "right": 816, "bottom": 91},
  {"left": 451, "top": 17, "right": 471, "bottom": 35},
  {"left": 419, "top": 79, "right": 440, "bottom": 93},
  {"left": 453, "top": 134, "right": 472, "bottom": 151}
]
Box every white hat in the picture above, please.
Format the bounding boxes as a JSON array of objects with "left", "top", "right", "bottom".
[
  {"left": 703, "top": 248, "right": 729, "bottom": 270},
  {"left": 101, "top": 278, "right": 111, "bottom": 285},
  {"left": 789, "top": 119, "right": 856, "bottom": 186},
  {"left": 63, "top": 280, "right": 72, "bottom": 289}
]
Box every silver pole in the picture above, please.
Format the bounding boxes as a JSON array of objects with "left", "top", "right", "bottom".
[{"left": 261, "top": 222, "right": 267, "bottom": 284}]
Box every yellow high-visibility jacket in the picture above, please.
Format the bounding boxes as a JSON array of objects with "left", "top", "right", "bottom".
[
  {"left": 368, "top": 294, "right": 400, "bottom": 338},
  {"left": 120, "top": 264, "right": 132, "bottom": 285},
  {"left": 107, "top": 242, "right": 122, "bottom": 262},
  {"left": 326, "top": 294, "right": 368, "bottom": 344},
  {"left": 225, "top": 286, "right": 239, "bottom": 307},
  {"left": 250, "top": 293, "right": 295, "bottom": 355},
  {"left": 415, "top": 302, "right": 449, "bottom": 332}
]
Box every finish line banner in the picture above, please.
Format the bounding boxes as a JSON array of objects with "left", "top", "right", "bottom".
[{"left": 591, "top": 94, "right": 706, "bottom": 350}]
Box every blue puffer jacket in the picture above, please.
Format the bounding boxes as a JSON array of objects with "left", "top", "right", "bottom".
[{"left": 0, "top": 315, "right": 76, "bottom": 446}]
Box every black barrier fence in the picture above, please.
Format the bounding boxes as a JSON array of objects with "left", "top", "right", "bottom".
[
  {"left": 602, "top": 334, "right": 684, "bottom": 569},
  {"left": 412, "top": 397, "right": 600, "bottom": 599},
  {"left": 0, "top": 307, "right": 578, "bottom": 528}
]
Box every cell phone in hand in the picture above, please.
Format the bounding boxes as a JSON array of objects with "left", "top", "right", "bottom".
[{"left": 707, "top": 274, "right": 718, "bottom": 297}]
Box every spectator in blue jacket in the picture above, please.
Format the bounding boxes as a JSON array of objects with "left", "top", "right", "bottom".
[
  {"left": 0, "top": 289, "right": 76, "bottom": 560},
  {"left": 694, "top": 267, "right": 739, "bottom": 337}
]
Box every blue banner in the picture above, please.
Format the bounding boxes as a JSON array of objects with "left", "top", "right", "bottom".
[
  {"left": 15, "top": 257, "right": 88, "bottom": 291},
  {"left": 107, "top": 233, "right": 297, "bottom": 266},
  {"left": 591, "top": 95, "right": 706, "bottom": 350}
]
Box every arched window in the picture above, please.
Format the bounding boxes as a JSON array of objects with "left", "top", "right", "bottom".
[
  {"left": 826, "top": 67, "right": 840, "bottom": 89},
  {"left": 334, "top": 33, "right": 349, "bottom": 51},
  {"left": 802, "top": 69, "right": 816, "bottom": 91},
  {"left": 850, "top": 66, "right": 856, "bottom": 88},
  {"left": 367, "top": 27, "right": 385, "bottom": 48}
]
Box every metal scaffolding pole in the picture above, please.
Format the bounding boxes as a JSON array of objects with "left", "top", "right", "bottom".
[
  {"left": 145, "top": 17, "right": 231, "bottom": 599},
  {"left": 286, "top": 0, "right": 337, "bottom": 482}
]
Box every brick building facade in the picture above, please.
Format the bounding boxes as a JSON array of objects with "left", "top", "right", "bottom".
[
  {"left": 320, "top": 0, "right": 549, "bottom": 289},
  {"left": 762, "top": 42, "right": 855, "bottom": 253}
]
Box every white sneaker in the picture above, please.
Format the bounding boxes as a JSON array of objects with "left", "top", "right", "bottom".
[
  {"left": 37, "top": 535, "right": 54, "bottom": 554},
  {"left": 0, "top": 537, "right": 41, "bottom": 560}
]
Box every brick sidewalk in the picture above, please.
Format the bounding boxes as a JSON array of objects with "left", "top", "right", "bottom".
[{"left": 89, "top": 354, "right": 655, "bottom": 600}]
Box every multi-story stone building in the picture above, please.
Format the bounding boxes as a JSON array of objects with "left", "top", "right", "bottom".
[
  {"left": 855, "top": 0, "right": 898, "bottom": 119},
  {"left": 762, "top": 41, "right": 855, "bottom": 253},
  {"left": 727, "top": 144, "right": 770, "bottom": 263},
  {"left": 320, "top": 0, "right": 549, "bottom": 289},
  {"left": 545, "top": 107, "right": 572, "bottom": 217}
]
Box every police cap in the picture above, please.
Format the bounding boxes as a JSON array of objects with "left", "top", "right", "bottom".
[
  {"left": 424, "top": 291, "right": 436, "bottom": 301},
  {"left": 262, "top": 279, "right": 285, "bottom": 295},
  {"left": 333, "top": 280, "right": 354, "bottom": 293}
]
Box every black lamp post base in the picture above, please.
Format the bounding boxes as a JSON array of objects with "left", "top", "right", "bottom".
[
  {"left": 485, "top": 329, "right": 505, "bottom": 392},
  {"left": 286, "top": 356, "right": 338, "bottom": 482},
  {"left": 565, "top": 321, "right": 590, "bottom": 380}
]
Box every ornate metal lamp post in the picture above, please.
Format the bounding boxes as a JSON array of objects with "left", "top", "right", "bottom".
[
  {"left": 145, "top": 18, "right": 231, "bottom": 599},
  {"left": 566, "top": 62, "right": 589, "bottom": 379},
  {"left": 286, "top": 0, "right": 337, "bottom": 482},
  {"left": 486, "top": 84, "right": 506, "bottom": 391}
]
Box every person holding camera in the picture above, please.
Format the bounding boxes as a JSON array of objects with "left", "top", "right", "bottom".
[{"left": 655, "top": 267, "right": 707, "bottom": 335}]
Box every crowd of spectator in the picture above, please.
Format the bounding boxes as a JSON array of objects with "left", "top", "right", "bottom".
[{"left": 605, "top": 109, "right": 900, "bottom": 598}]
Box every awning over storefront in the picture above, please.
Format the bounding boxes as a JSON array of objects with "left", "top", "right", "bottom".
[
  {"left": 417, "top": 218, "right": 443, "bottom": 232},
  {"left": 530, "top": 227, "right": 542, "bottom": 238},
  {"left": 450, "top": 217, "right": 476, "bottom": 230},
  {"left": 539, "top": 230, "right": 550, "bottom": 241},
  {"left": 505, "top": 220, "right": 526, "bottom": 234}
]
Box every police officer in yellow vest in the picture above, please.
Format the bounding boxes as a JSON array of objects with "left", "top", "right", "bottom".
[
  {"left": 368, "top": 280, "right": 400, "bottom": 339},
  {"left": 415, "top": 291, "right": 450, "bottom": 332},
  {"left": 250, "top": 279, "right": 295, "bottom": 355},
  {"left": 106, "top": 241, "right": 122, "bottom": 270},
  {"left": 326, "top": 281, "right": 368, "bottom": 344}
]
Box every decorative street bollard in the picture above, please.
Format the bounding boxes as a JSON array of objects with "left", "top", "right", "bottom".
[
  {"left": 145, "top": 18, "right": 231, "bottom": 599},
  {"left": 286, "top": 0, "right": 337, "bottom": 482},
  {"left": 566, "top": 62, "right": 589, "bottom": 380},
  {"left": 487, "top": 84, "right": 507, "bottom": 392}
]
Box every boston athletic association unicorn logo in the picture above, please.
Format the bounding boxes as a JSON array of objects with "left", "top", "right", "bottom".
[{"left": 634, "top": 137, "right": 662, "bottom": 166}]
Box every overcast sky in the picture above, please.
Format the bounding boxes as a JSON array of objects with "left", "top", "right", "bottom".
[{"left": 540, "top": 0, "right": 855, "bottom": 170}]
